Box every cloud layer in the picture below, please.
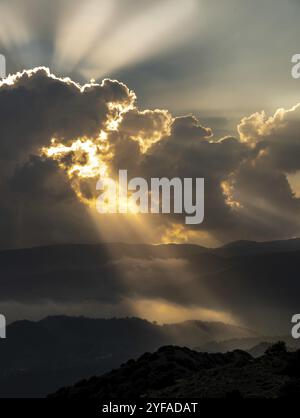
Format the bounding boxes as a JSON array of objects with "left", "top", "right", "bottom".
[{"left": 1, "top": 68, "right": 300, "bottom": 248}]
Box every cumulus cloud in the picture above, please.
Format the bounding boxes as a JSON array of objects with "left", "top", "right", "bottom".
[
  {"left": 0, "top": 67, "right": 136, "bottom": 248},
  {"left": 1, "top": 67, "right": 300, "bottom": 248},
  {"left": 229, "top": 104, "right": 300, "bottom": 240}
]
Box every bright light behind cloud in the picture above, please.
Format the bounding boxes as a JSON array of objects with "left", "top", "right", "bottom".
[{"left": 288, "top": 171, "right": 300, "bottom": 198}]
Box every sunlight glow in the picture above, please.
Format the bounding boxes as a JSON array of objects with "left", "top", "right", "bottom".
[
  {"left": 161, "top": 223, "right": 219, "bottom": 247},
  {"left": 221, "top": 176, "right": 242, "bottom": 209},
  {"left": 129, "top": 298, "right": 238, "bottom": 325},
  {"left": 41, "top": 134, "right": 111, "bottom": 205}
]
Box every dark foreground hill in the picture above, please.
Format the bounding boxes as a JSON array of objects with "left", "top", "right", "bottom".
[{"left": 50, "top": 343, "right": 300, "bottom": 399}]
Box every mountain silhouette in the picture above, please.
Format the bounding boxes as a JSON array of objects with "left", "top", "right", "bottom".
[
  {"left": 1, "top": 238, "right": 300, "bottom": 396},
  {"left": 50, "top": 342, "right": 300, "bottom": 399},
  {"left": 216, "top": 238, "right": 300, "bottom": 257},
  {"left": 0, "top": 316, "right": 258, "bottom": 397},
  {"left": 1, "top": 239, "right": 300, "bottom": 332}
]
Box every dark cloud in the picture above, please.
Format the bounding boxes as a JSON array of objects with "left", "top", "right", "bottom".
[
  {"left": 0, "top": 68, "right": 133, "bottom": 163},
  {"left": 0, "top": 68, "right": 135, "bottom": 248},
  {"left": 1, "top": 68, "right": 300, "bottom": 249}
]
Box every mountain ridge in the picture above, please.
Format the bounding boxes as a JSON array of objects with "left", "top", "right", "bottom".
[
  {"left": 50, "top": 342, "right": 300, "bottom": 399},
  {"left": 2, "top": 236, "right": 300, "bottom": 259},
  {"left": 0, "top": 315, "right": 260, "bottom": 397}
]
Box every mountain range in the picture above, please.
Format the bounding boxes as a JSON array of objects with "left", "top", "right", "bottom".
[
  {"left": 1, "top": 238, "right": 300, "bottom": 332},
  {"left": 1, "top": 237, "right": 300, "bottom": 396},
  {"left": 0, "top": 316, "right": 263, "bottom": 397}
]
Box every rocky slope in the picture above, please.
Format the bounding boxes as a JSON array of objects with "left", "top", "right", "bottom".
[{"left": 51, "top": 342, "right": 300, "bottom": 399}]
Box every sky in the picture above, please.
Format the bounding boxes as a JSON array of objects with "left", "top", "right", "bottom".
[
  {"left": 1, "top": 0, "right": 300, "bottom": 329},
  {"left": 0, "top": 0, "right": 300, "bottom": 249},
  {"left": 1, "top": 0, "right": 300, "bottom": 128}
]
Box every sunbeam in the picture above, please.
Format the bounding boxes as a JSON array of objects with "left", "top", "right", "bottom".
[
  {"left": 53, "top": 0, "right": 116, "bottom": 73},
  {"left": 77, "top": 0, "right": 199, "bottom": 79}
]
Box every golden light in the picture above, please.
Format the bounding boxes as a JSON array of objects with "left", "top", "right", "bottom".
[
  {"left": 127, "top": 298, "right": 238, "bottom": 325},
  {"left": 40, "top": 133, "right": 112, "bottom": 206},
  {"left": 221, "top": 176, "right": 242, "bottom": 209}
]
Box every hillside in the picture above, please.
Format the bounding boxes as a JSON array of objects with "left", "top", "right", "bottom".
[
  {"left": 0, "top": 316, "right": 257, "bottom": 397},
  {"left": 1, "top": 238, "right": 300, "bottom": 396},
  {"left": 50, "top": 343, "right": 300, "bottom": 399}
]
